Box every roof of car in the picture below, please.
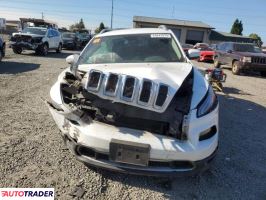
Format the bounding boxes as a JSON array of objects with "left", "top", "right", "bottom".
[{"left": 98, "top": 28, "right": 171, "bottom": 37}]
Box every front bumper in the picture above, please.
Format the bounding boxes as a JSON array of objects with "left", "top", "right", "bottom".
[
  {"left": 10, "top": 41, "right": 41, "bottom": 50},
  {"left": 200, "top": 55, "right": 214, "bottom": 61},
  {"left": 64, "top": 132, "right": 218, "bottom": 176},
  {"left": 240, "top": 62, "right": 266, "bottom": 71},
  {"left": 48, "top": 99, "right": 218, "bottom": 176}
]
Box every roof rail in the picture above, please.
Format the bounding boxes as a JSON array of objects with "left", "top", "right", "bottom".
[{"left": 158, "top": 25, "right": 168, "bottom": 30}]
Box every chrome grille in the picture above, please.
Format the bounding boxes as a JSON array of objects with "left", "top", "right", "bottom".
[
  {"left": 252, "top": 57, "right": 266, "bottom": 64},
  {"left": 104, "top": 73, "right": 120, "bottom": 96},
  {"left": 122, "top": 76, "right": 137, "bottom": 102},
  {"left": 155, "top": 84, "right": 169, "bottom": 107},
  {"left": 85, "top": 70, "right": 171, "bottom": 111},
  {"left": 86, "top": 70, "right": 103, "bottom": 91},
  {"left": 138, "top": 79, "right": 153, "bottom": 104}
]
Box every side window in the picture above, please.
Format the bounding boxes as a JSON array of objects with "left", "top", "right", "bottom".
[
  {"left": 225, "top": 43, "right": 232, "bottom": 51},
  {"left": 48, "top": 30, "right": 53, "bottom": 37},
  {"left": 218, "top": 43, "right": 224, "bottom": 51},
  {"left": 53, "top": 30, "right": 59, "bottom": 37}
]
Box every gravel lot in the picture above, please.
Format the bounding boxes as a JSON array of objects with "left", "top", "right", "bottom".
[{"left": 1, "top": 47, "right": 266, "bottom": 200}]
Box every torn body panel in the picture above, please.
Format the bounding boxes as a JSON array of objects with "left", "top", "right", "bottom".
[
  {"left": 10, "top": 34, "right": 43, "bottom": 50},
  {"left": 56, "top": 66, "right": 194, "bottom": 139}
]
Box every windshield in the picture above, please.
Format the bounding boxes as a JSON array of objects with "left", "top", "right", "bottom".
[
  {"left": 22, "top": 27, "right": 47, "bottom": 36},
  {"left": 62, "top": 33, "right": 75, "bottom": 38},
  {"left": 78, "top": 34, "right": 184, "bottom": 64},
  {"left": 79, "top": 33, "right": 89, "bottom": 38},
  {"left": 254, "top": 47, "right": 262, "bottom": 53},
  {"left": 234, "top": 44, "right": 256, "bottom": 52}
]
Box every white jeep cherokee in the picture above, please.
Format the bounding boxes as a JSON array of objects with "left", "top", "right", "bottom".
[
  {"left": 48, "top": 28, "right": 219, "bottom": 176},
  {"left": 10, "top": 27, "right": 63, "bottom": 56}
]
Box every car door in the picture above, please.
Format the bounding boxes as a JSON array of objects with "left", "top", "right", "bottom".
[
  {"left": 224, "top": 43, "right": 233, "bottom": 64},
  {"left": 216, "top": 43, "right": 226, "bottom": 64},
  {"left": 47, "top": 29, "right": 55, "bottom": 48},
  {"left": 52, "top": 30, "right": 60, "bottom": 48}
]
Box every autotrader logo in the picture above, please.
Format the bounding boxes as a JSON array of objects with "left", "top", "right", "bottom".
[{"left": 0, "top": 188, "right": 54, "bottom": 199}]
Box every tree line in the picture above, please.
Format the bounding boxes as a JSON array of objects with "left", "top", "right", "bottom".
[{"left": 230, "top": 18, "right": 263, "bottom": 47}]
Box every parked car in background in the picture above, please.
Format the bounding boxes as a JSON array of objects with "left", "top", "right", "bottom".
[
  {"left": 48, "top": 28, "right": 218, "bottom": 176},
  {"left": 210, "top": 44, "right": 217, "bottom": 50},
  {"left": 198, "top": 47, "right": 215, "bottom": 62},
  {"left": 10, "top": 27, "right": 63, "bottom": 56},
  {"left": 181, "top": 43, "right": 193, "bottom": 56},
  {"left": 194, "top": 43, "right": 209, "bottom": 49},
  {"left": 0, "top": 35, "right": 6, "bottom": 62},
  {"left": 214, "top": 42, "right": 266, "bottom": 76},
  {"left": 77, "top": 32, "right": 91, "bottom": 47},
  {"left": 61, "top": 32, "right": 81, "bottom": 50}
]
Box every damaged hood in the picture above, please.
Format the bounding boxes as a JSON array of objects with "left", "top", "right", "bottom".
[
  {"left": 77, "top": 62, "right": 193, "bottom": 113},
  {"left": 78, "top": 62, "right": 192, "bottom": 90},
  {"left": 13, "top": 33, "right": 44, "bottom": 38}
]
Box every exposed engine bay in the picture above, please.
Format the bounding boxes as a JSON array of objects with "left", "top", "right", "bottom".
[{"left": 56, "top": 68, "right": 194, "bottom": 140}]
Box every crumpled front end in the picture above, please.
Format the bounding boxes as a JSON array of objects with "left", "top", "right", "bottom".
[
  {"left": 48, "top": 65, "right": 218, "bottom": 176},
  {"left": 10, "top": 34, "right": 43, "bottom": 50}
]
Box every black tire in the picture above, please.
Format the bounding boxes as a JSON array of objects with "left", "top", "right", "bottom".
[
  {"left": 232, "top": 61, "right": 241, "bottom": 75},
  {"left": 214, "top": 57, "right": 221, "bottom": 68},
  {"left": 13, "top": 47, "right": 22, "bottom": 54},
  {"left": 40, "top": 43, "right": 48, "bottom": 56},
  {"left": 261, "top": 71, "right": 266, "bottom": 77},
  {"left": 56, "top": 43, "right": 62, "bottom": 53}
]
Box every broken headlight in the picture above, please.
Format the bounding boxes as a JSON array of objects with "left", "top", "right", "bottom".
[{"left": 197, "top": 87, "right": 218, "bottom": 117}]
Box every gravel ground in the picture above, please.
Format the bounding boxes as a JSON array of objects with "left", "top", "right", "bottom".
[{"left": 1, "top": 48, "right": 266, "bottom": 200}]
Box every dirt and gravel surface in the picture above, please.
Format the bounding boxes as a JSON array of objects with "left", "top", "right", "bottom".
[{"left": 1, "top": 47, "right": 266, "bottom": 200}]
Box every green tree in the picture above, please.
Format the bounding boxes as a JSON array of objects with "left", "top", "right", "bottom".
[
  {"left": 94, "top": 22, "right": 105, "bottom": 34},
  {"left": 249, "top": 33, "right": 263, "bottom": 47},
  {"left": 230, "top": 19, "right": 243, "bottom": 35},
  {"left": 69, "top": 18, "right": 85, "bottom": 32},
  {"left": 77, "top": 18, "right": 85, "bottom": 30}
]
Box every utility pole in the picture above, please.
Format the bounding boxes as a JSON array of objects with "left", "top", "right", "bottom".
[
  {"left": 111, "top": 0, "right": 113, "bottom": 29},
  {"left": 41, "top": 12, "right": 44, "bottom": 20},
  {"left": 171, "top": 6, "right": 175, "bottom": 18}
]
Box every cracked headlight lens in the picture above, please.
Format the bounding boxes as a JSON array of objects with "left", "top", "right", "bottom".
[{"left": 197, "top": 87, "right": 218, "bottom": 117}]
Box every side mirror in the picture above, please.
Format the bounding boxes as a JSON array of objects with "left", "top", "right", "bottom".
[
  {"left": 188, "top": 49, "right": 200, "bottom": 60},
  {"left": 66, "top": 54, "right": 79, "bottom": 65}
]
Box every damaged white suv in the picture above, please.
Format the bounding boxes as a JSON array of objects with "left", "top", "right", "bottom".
[{"left": 48, "top": 28, "right": 219, "bottom": 176}]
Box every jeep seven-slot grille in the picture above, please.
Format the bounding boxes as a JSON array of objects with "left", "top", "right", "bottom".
[
  {"left": 87, "top": 70, "right": 103, "bottom": 91},
  {"left": 105, "top": 73, "right": 119, "bottom": 96},
  {"left": 139, "top": 80, "right": 152, "bottom": 103},
  {"left": 155, "top": 84, "right": 168, "bottom": 107},
  {"left": 86, "top": 70, "right": 170, "bottom": 110},
  {"left": 252, "top": 57, "right": 266, "bottom": 64},
  {"left": 122, "top": 76, "right": 136, "bottom": 101}
]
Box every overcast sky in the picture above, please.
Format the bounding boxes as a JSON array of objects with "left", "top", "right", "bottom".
[{"left": 1, "top": 0, "right": 266, "bottom": 43}]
